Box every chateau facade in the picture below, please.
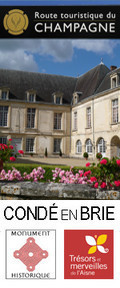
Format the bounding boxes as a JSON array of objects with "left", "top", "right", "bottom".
[{"left": 0, "top": 62, "right": 120, "bottom": 159}]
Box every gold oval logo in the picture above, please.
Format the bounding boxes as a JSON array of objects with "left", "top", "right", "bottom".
[{"left": 3, "top": 9, "right": 29, "bottom": 35}]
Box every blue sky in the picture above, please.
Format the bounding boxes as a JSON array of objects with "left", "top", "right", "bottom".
[
  {"left": 0, "top": 0, "right": 120, "bottom": 77},
  {"left": 1, "top": 1, "right": 120, "bottom": 5}
]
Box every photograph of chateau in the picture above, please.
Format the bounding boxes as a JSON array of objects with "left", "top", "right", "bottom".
[{"left": 0, "top": 61, "right": 120, "bottom": 160}]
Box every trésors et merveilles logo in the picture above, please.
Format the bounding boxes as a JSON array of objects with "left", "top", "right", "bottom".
[
  {"left": 3, "top": 9, "right": 29, "bottom": 35},
  {"left": 64, "top": 230, "right": 113, "bottom": 279},
  {"left": 85, "top": 234, "right": 109, "bottom": 254}
]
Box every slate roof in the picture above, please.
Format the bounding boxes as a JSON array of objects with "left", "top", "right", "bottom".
[
  {"left": 74, "top": 63, "right": 110, "bottom": 101},
  {"left": 0, "top": 69, "right": 77, "bottom": 104},
  {"left": 0, "top": 63, "right": 114, "bottom": 104},
  {"left": 96, "top": 67, "right": 120, "bottom": 94}
]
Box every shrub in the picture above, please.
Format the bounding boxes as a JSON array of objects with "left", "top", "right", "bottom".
[
  {"left": 83, "top": 152, "right": 88, "bottom": 159},
  {"left": 96, "top": 152, "right": 102, "bottom": 160},
  {"left": 0, "top": 140, "right": 24, "bottom": 171},
  {"left": 59, "top": 149, "right": 62, "bottom": 157},
  {"left": 45, "top": 148, "right": 48, "bottom": 157}
]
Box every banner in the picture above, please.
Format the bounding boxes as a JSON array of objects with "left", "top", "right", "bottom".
[
  {"left": 0, "top": 1, "right": 120, "bottom": 288},
  {"left": 0, "top": 5, "right": 119, "bottom": 38}
]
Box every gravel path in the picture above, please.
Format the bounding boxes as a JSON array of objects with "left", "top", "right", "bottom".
[{"left": 16, "top": 156, "right": 98, "bottom": 167}]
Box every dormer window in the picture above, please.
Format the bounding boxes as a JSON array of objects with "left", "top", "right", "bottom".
[
  {"left": 29, "top": 94, "right": 34, "bottom": 102},
  {"left": 56, "top": 96, "right": 61, "bottom": 104},
  {"left": 2, "top": 91, "right": 7, "bottom": 100},
  {"left": 110, "top": 73, "right": 119, "bottom": 89},
  {"left": 27, "top": 90, "right": 36, "bottom": 102},
  {"left": 0, "top": 88, "right": 9, "bottom": 100},
  {"left": 112, "top": 77, "right": 117, "bottom": 88},
  {"left": 74, "top": 96, "right": 78, "bottom": 104},
  {"left": 53, "top": 92, "right": 63, "bottom": 105},
  {"left": 73, "top": 92, "right": 82, "bottom": 105}
]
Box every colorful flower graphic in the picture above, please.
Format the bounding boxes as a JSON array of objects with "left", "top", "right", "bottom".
[{"left": 85, "top": 234, "right": 109, "bottom": 254}]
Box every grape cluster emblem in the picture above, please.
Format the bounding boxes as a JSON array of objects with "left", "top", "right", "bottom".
[{"left": 3, "top": 9, "right": 29, "bottom": 35}]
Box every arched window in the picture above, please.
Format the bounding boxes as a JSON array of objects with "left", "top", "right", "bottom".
[
  {"left": 98, "top": 138, "right": 106, "bottom": 154},
  {"left": 76, "top": 140, "right": 82, "bottom": 154},
  {"left": 86, "top": 139, "right": 92, "bottom": 154}
]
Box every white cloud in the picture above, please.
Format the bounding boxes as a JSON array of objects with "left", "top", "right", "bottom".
[
  {"left": 72, "top": 39, "right": 117, "bottom": 54},
  {"left": 0, "top": 39, "right": 119, "bottom": 71},
  {"left": 38, "top": 39, "right": 73, "bottom": 61},
  {"left": 0, "top": 49, "right": 38, "bottom": 72}
]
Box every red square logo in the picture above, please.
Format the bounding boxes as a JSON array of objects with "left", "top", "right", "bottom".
[{"left": 64, "top": 230, "right": 113, "bottom": 279}]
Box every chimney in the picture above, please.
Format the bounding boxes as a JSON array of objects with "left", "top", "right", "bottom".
[{"left": 110, "top": 65, "right": 117, "bottom": 71}]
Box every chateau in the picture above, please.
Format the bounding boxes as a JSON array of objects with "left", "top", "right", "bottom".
[{"left": 0, "top": 61, "right": 120, "bottom": 159}]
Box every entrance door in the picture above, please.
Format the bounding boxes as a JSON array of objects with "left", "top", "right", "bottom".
[
  {"left": 12, "top": 138, "right": 22, "bottom": 154},
  {"left": 98, "top": 138, "right": 106, "bottom": 158}
]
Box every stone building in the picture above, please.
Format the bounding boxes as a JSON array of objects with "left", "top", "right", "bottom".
[{"left": 0, "top": 61, "right": 120, "bottom": 159}]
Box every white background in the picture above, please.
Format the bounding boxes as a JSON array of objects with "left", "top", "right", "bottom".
[
  {"left": 6, "top": 229, "right": 56, "bottom": 278},
  {"left": 0, "top": 199, "right": 120, "bottom": 288}
]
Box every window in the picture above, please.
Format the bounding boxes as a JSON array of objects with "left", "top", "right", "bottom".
[
  {"left": 54, "top": 113, "right": 62, "bottom": 130},
  {"left": 56, "top": 97, "right": 61, "bottom": 104},
  {"left": 26, "top": 138, "right": 34, "bottom": 152},
  {"left": 1, "top": 91, "right": 7, "bottom": 100},
  {"left": 86, "top": 139, "right": 92, "bottom": 154},
  {"left": 27, "top": 91, "right": 36, "bottom": 102},
  {"left": 76, "top": 140, "right": 82, "bottom": 154},
  {"left": 87, "top": 107, "right": 91, "bottom": 128},
  {"left": 98, "top": 138, "right": 106, "bottom": 153},
  {"left": 110, "top": 73, "right": 119, "bottom": 89},
  {"left": 53, "top": 93, "right": 63, "bottom": 104},
  {"left": 29, "top": 94, "right": 34, "bottom": 102},
  {"left": 27, "top": 108, "right": 36, "bottom": 128},
  {"left": 54, "top": 138, "right": 61, "bottom": 153},
  {"left": 0, "top": 106, "right": 8, "bottom": 126},
  {"left": 0, "top": 137, "right": 7, "bottom": 144},
  {"left": 74, "top": 112, "right": 77, "bottom": 130},
  {"left": 74, "top": 96, "right": 78, "bottom": 104},
  {"left": 112, "top": 77, "right": 117, "bottom": 88},
  {"left": 73, "top": 92, "right": 82, "bottom": 105},
  {"left": 112, "top": 99, "right": 118, "bottom": 123}
]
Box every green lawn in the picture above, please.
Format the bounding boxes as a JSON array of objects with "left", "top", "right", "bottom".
[{"left": 4, "top": 162, "right": 71, "bottom": 171}]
